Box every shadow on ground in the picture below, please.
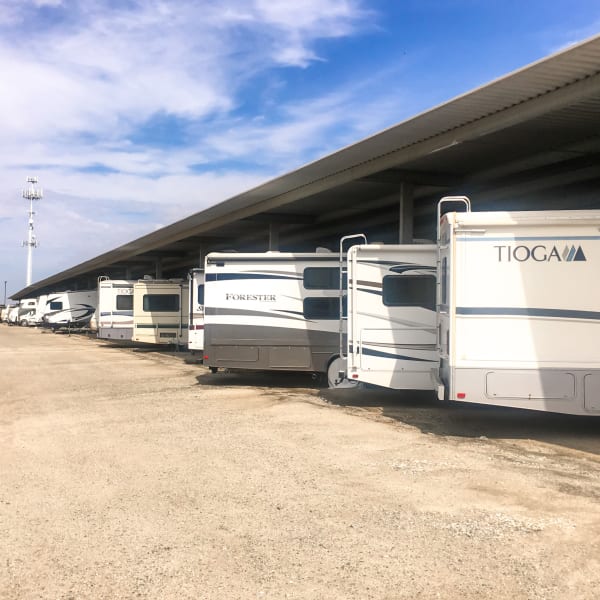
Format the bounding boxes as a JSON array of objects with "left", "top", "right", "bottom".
[
  {"left": 196, "top": 369, "right": 321, "bottom": 390},
  {"left": 322, "top": 386, "right": 600, "bottom": 456}
]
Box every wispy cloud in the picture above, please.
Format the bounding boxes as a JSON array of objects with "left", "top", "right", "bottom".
[{"left": 0, "top": 0, "right": 389, "bottom": 291}]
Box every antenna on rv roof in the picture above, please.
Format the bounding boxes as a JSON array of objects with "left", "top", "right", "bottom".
[{"left": 22, "top": 176, "right": 43, "bottom": 287}]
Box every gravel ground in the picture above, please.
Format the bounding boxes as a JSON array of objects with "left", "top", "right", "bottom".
[{"left": 1, "top": 325, "right": 600, "bottom": 599}]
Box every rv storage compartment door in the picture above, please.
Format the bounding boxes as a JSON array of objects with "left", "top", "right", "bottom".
[
  {"left": 584, "top": 374, "right": 600, "bottom": 411},
  {"left": 485, "top": 371, "right": 575, "bottom": 400},
  {"left": 359, "top": 327, "right": 436, "bottom": 390}
]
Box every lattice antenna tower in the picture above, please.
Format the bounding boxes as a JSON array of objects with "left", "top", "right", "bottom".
[{"left": 22, "top": 176, "right": 43, "bottom": 287}]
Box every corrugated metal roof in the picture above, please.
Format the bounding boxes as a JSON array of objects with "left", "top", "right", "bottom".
[{"left": 12, "top": 33, "right": 600, "bottom": 299}]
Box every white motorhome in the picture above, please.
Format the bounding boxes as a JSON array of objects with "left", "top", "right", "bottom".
[
  {"left": 10, "top": 298, "right": 38, "bottom": 326},
  {"left": 132, "top": 279, "right": 189, "bottom": 346},
  {"left": 188, "top": 269, "right": 205, "bottom": 354},
  {"left": 97, "top": 278, "right": 135, "bottom": 341},
  {"left": 435, "top": 197, "right": 600, "bottom": 416},
  {"left": 40, "top": 290, "right": 97, "bottom": 329},
  {"left": 344, "top": 244, "right": 438, "bottom": 390},
  {"left": 203, "top": 250, "right": 355, "bottom": 383}
]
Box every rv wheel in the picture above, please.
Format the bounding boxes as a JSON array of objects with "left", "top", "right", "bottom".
[
  {"left": 327, "top": 356, "right": 359, "bottom": 389},
  {"left": 19, "top": 320, "right": 29, "bottom": 327}
]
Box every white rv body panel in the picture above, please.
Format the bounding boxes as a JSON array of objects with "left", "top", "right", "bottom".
[
  {"left": 97, "top": 279, "right": 135, "bottom": 340},
  {"left": 188, "top": 269, "right": 205, "bottom": 352},
  {"left": 0, "top": 305, "right": 9, "bottom": 322},
  {"left": 132, "top": 279, "right": 189, "bottom": 346},
  {"left": 346, "top": 244, "right": 438, "bottom": 389},
  {"left": 40, "top": 290, "right": 98, "bottom": 328},
  {"left": 8, "top": 305, "right": 20, "bottom": 324},
  {"left": 204, "top": 251, "right": 345, "bottom": 374},
  {"left": 438, "top": 209, "right": 600, "bottom": 416},
  {"left": 14, "top": 298, "right": 38, "bottom": 326}
]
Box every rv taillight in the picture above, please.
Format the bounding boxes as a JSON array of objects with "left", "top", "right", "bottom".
[
  {"left": 204, "top": 355, "right": 209, "bottom": 360},
  {"left": 352, "top": 374, "right": 358, "bottom": 379},
  {"left": 457, "top": 392, "right": 466, "bottom": 399}
]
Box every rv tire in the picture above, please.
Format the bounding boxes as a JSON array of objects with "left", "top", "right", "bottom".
[
  {"left": 327, "top": 356, "right": 359, "bottom": 389},
  {"left": 19, "top": 320, "right": 29, "bottom": 327}
]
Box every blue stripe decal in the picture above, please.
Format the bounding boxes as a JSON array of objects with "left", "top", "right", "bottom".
[
  {"left": 457, "top": 307, "right": 600, "bottom": 320},
  {"left": 457, "top": 235, "right": 600, "bottom": 242},
  {"left": 205, "top": 273, "right": 301, "bottom": 282},
  {"left": 361, "top": 347, "right": 436, "bottom": 363}
]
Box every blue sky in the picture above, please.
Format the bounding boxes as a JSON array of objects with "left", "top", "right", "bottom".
[{"left": 1, "top": 0, "right": 599, "bottom": 298}]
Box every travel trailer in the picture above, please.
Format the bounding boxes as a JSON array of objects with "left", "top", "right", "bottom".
[
  {"left": 40, "top": 290, "right": 97, "bottom": 329},
  {"left": 434, "top": 196, "right": 600, "bottom": 416},
  {"left": 132, "top": 279, "right": 189, "bottom": 346},
  {"left": 188, "top": 269, "right": 205, "bottom": 354},
  {"left": 97, "top": 278, "right": 135, "bottom": 341},
  {"left": 344, "top": 244, "right": 438, "bottom": 390},
  {"left": 203, "top": 250, "right": 356, "bottom": 384}
]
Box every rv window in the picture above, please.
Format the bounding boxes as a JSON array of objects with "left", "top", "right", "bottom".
[
  {"left": 382, "top": 275, "right": 435, "bottom": 310},
  {"left": 49, "top": 301, "right": 63, "bottom": 310},
  {"left": 143, "top": 294, "right": 180, "bottom": 312},
  {"left": 303, "top": 267, "right": 346, "bottom": 290},
  {"left": 197, "top": 285, "right": 205, "bottom": 305},
  {"left": 116, "top": 294, "right": 133, "bottom": 311},
  {"left": 303, "top": 297, "right": 346, "bottom": 320}
]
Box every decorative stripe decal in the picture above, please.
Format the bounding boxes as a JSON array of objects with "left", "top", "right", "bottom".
[
  {"left": 361, "top": 347, "right": 436, "bottom": 363},
  {"left": 205, "top": 273, "right": 301, "bottom": 282},
  {"left": 457, "top": 307, "right": 600, "bottom": 320},
  {"left": 136, "top": 324, "right": 189, "bottom": 329}
]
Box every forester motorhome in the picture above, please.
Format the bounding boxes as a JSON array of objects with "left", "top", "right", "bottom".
[
  {"left": 435, "top": 196, "right": 600, "bottom": 416},
  {"left": 203, "top": 250, "right": 354, "bottom": 384}
]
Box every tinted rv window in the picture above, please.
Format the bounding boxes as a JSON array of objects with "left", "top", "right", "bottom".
[
  {"left": 382, "top": 275, "right": 435, "bottom": 310},
  {"left": 303, "top": 267, "right": 346, "bottom": 290},
  {"left": 143, "top": 294, "right": 180, "bottom": 312},
  {"left": 49, "top": 301, "right": 63, "bottom": 310},
  {"left": 197, "top": 285, "right": 205, "bottom": 305},
  {"left": 303, "top": 297, "right": 346, "bottom": 320},
  {"left": 441, "top": 258, "right": 448, "bottom": 306},
  {"left": 116, "top": 294, "right": 133, "bottom": 310}
]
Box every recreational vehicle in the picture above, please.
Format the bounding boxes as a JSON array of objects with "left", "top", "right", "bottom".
[
  {"left": 344, "top": 244, "right": 438, "bottom": 390},
  {"left": 40, "top": 290, "right": 97, "bottom": 329},
  {"left": 203, "top": 250, "right": 356, "bottom": 384},
  {"left": 132, "top": 279, "right": 189, "bottom": 346},
  {"left": 188, "top": 269, "right": 205, "bottom": 354},
  {"left": 97, "top": 278, "right": 135, "bottom": 341},
  {"left": 435, "top": 197, "right": 600, "bottom": 416},
  {"left": 9, "top": 298, "right": 38, "bottom": 326}
]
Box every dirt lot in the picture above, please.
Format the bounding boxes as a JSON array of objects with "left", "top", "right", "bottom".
[{"left": 1, "top": 325, "right": 600, "bottom": 599}]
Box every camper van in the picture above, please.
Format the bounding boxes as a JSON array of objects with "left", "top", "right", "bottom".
[
  {"left": 97, "top": 278, "right": 135, "bottom": 341},
  {"left": 188, "top": 269, "right": 205, "bottom": 354},
  {"left": 40, "top": 290, "right": 97, "bottom": 329},
  {"left": 132, "top": 279, "right": 189, "bottom": 346},
  {"left": 203, "top": 250, "right": 355, "bottom": 384},
  {"left": 344, "top": 244, "right": 438, "bottom": 390},
  {"left": 435, "top": 198, "right": 600, "bottom": 416}
]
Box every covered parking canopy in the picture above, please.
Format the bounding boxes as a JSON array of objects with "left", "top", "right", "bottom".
[{"left": 12, "top": 33, "right": 600, "bottom": 300}]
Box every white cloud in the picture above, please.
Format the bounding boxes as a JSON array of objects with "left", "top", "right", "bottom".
[{"left": 0, "top": 0, "right": 386, "bottom": 294}]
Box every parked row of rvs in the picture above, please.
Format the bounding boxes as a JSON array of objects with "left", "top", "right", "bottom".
[{"left": 6, "top": 197, "right": 600, "bottom": 416}]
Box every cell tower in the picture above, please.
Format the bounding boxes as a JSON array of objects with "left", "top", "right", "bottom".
[{"left": 22, "top": 176, "right": 43, "bottom": 287}]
